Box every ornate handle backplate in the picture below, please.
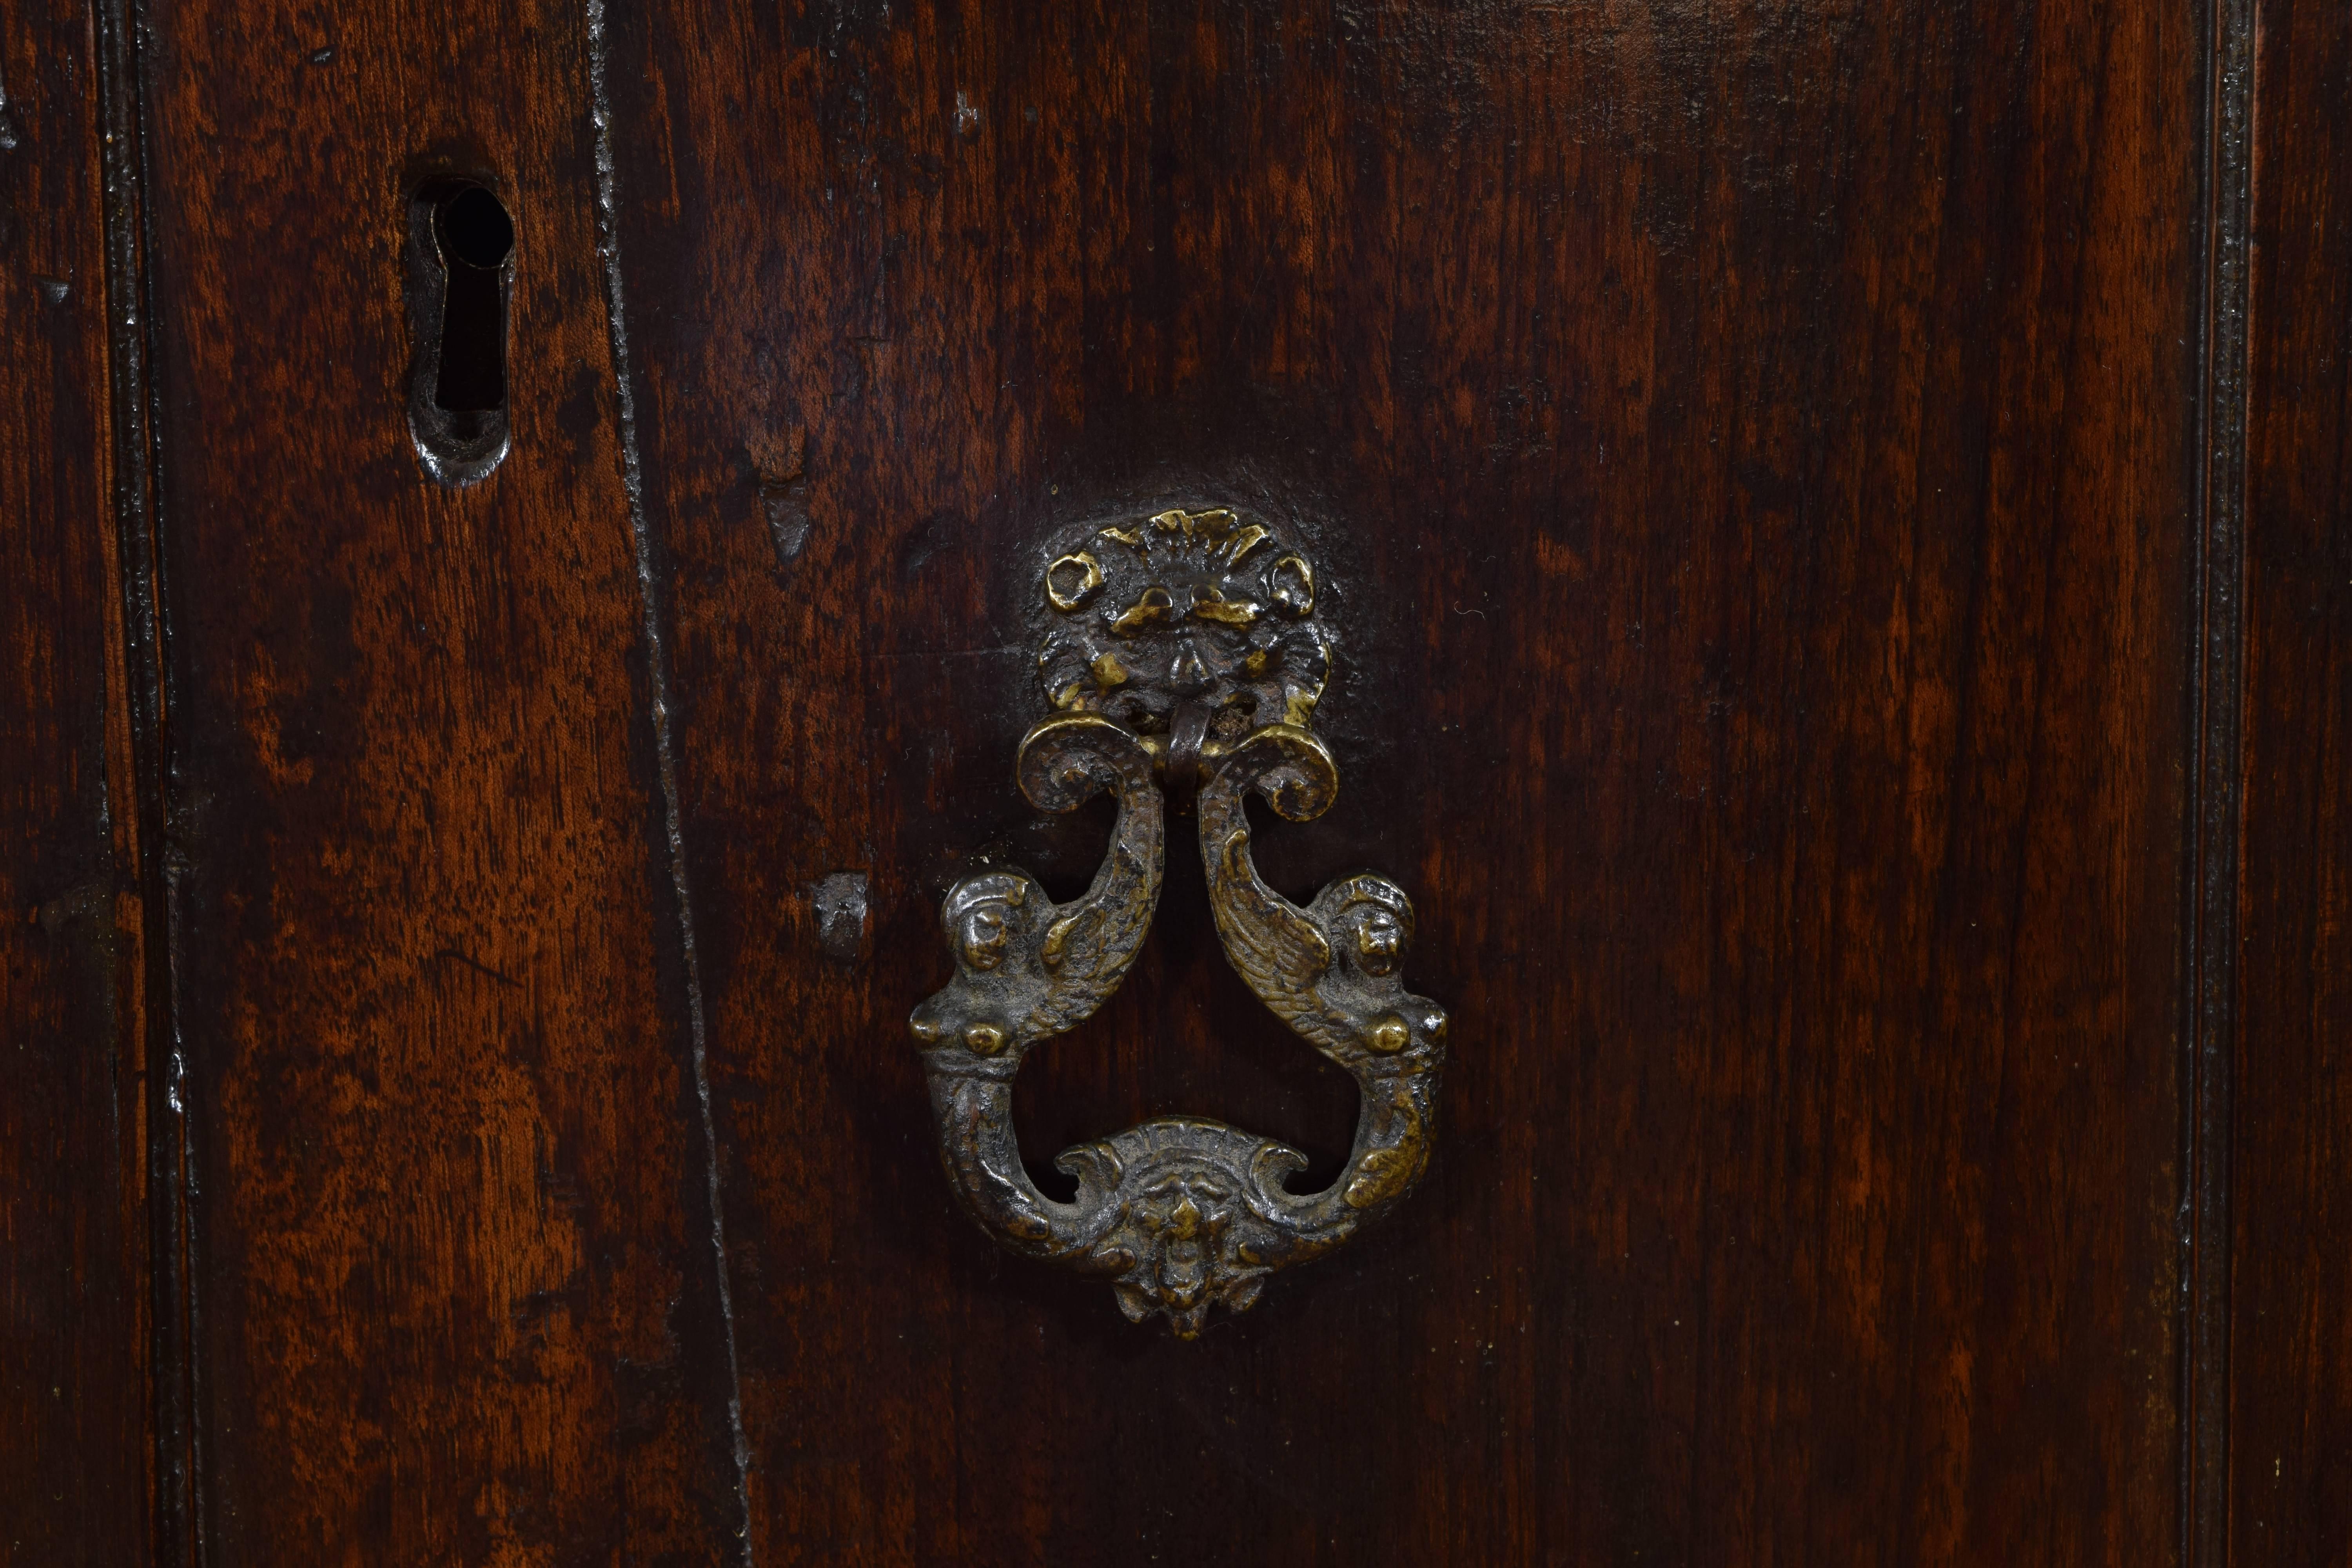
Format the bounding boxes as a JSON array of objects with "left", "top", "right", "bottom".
[{"left": 909, "top": 509, "right": 1448, "bottom": 1338}]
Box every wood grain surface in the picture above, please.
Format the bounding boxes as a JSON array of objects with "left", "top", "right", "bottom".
[
  {"left": 128, "top": 0, "right": 743, "bottom": 1557},
  {"left": 11, "top": 0, "right": 2348, "bottom": 1562},
  {"left": 0, "top": 2, "right": 155, "bottom": 1563},
  {"left": 596, "top": 2, "right": 2199, "bottom": 1563},
  {"left": 2230, "top": 0, "right": 2352, "bottom": 1559}
]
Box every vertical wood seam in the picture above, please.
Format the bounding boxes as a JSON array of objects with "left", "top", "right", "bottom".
[
  {"left": 89, "top": 0, "right": 200, "bottom": 1560},
  {"left": 2186, "top": 0, "right": 2254, "bottom": 1559},
  {"left": 583, "top": 2, "right": 758, "bottom": 1557}
]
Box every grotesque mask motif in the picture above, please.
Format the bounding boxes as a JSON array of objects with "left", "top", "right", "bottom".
[{"left": 1036, "top": 508, "right": 1329, "bottom": 743}]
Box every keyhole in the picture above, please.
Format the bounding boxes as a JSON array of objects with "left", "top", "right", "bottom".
[
  {"left": 432, "top": 186, "right": 513, "bottom": 414},
  {"left": 405, "top": 176, "right": 515, "bottom": 486}
]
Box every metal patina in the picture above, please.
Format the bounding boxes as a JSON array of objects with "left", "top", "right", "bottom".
[{"left": 909, "top": 508, "right": 1448, "bottom": 1338}]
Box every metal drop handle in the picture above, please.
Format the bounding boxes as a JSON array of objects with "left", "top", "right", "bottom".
[{"left": 909, "top": 508, "right": 1448, "bottom": 1338}]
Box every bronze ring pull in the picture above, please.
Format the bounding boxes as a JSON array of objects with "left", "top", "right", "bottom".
[{"left": 909, "top": 509, "right": 1449, "bottom": 1338}]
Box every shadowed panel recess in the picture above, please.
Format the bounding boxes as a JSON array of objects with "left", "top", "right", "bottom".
[
  {"left": 2230, "top": 0, "right": 2352, "bottom": 1561},
  {"left": 0, "top": 0, "right": 154, "bottom": 1559}
]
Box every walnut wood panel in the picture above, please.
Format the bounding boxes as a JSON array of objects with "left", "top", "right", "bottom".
[
  {"left": 2231, "top": 0, "right": 2352, "bottom": 1558},
  {"left": 131, "top": 0, "right": 743, "bottom": 1557},
  {"left": 0, "top": 3, "right": 154, "bottom": 1562},
  {"left": 599, "top": 2, "right": 2201, "bottom": 1562}
]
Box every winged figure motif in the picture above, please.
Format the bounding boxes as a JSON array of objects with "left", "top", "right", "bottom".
[{"left": 908, "top": 713, "right": 1163, "bottom": 1062}]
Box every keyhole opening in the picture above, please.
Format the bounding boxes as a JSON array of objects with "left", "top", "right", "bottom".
[
  {"left": 432, "top": 187, "right": 513, "bottom": 414},
  {"left": 405, "top": 176, "right": 515, "bottom": 486}
]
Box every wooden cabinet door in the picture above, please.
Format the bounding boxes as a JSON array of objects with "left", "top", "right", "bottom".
[{"left": 3, "top": 1, "right": 2344, "bottom": 1563}]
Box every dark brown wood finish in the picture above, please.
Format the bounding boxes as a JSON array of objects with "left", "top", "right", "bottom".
[
  {"left": 129, "top": 0, "right": 744, "bottom": 1558},
  {"left": 597, "top": 2, "right": 2201, "bottom": 1562},
  {"left": 0, "top": 2, "right": 154, "bottom": 1561},
  {"left": 2230, "top": 0, "right": 2352, "bottom": 1558},
  {"left": 39, "top": 0, "right": 2352, "bottom": 1561}
]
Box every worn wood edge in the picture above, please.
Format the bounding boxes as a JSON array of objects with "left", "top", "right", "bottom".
[
  {"left": 583, "top": 1, "right": 758, "bottom": 1556},
  {"left": 2183, "top": 0, "right": 2254, "bottom": 1559},
  {"left": 89, "top": 0, "right": 198, "bottom": 1559}
]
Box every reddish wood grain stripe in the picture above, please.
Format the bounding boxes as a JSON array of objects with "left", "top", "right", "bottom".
[{"left": 130, "top": 0, "right": 746, "bottom": 1557}]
